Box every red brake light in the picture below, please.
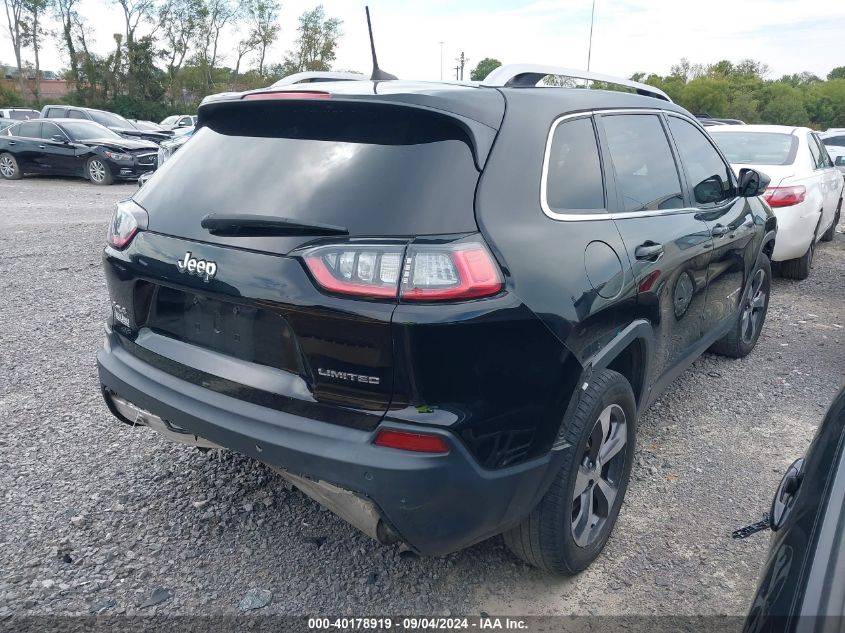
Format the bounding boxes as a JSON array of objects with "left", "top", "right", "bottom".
[
  {"left": 107, "top": 200, "right": 146, "bottom": 249},
  {"left": 762, "top": 186, "right": 806, "bottom": 207},
  {"left": 242, "top": 91, "right": 330, "bottom": 101},
  {"left": 400, "top": 245, "right": 503, "bottom": 301},
  {"left": 301, "top": 241, "right": 503, "bottom": 301},
  {"left": 374, "top": 429, "right": 450, "bottom": 454}
]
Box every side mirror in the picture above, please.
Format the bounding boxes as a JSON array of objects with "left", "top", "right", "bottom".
[
  {"left": 737, "top": 168, "right": 770, "bottom": 197},
  {"left": 693, "top": 175, "right": 726, "bottom": 204},
  {"left": 51, "top": 134, "right": 67, "bottom": 143},
  {"left": 770, "top": 458, "right": 804, "bottom": 532},
  {"left": 835, "top": 156, "right": 845, "bottom": 167}
]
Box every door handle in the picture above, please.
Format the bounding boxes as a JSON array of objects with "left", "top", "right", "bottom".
[
  {"left": 39, "top": 145, "right": 46, "bottom": 149},
  {"left": 711, "top": 224, "right": 730, "bottom": 237},
  {"left": 8, "top": 141, "right": 15, "bottom": 146},
  {"left": 634, "top": 242, "right": 664, "bottom": 261}
]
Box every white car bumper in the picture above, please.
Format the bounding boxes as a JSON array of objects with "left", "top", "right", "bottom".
[{"left": 771, "top": 202, "right": 821, "bottom": 262}]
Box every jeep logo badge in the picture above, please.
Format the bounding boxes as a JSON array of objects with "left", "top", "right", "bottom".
[{"left": 177, "top": 252, "right": 217, "bottom": 282}]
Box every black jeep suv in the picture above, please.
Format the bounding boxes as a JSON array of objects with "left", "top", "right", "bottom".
[{"left": 97, "top": 66, "right": 776, "bottom": 574}]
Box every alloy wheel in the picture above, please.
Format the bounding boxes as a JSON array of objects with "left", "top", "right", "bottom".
[
  {"left": 0, "top": 156, "right": 14, "bottom": 178},
  {"left": 571, "top": 403, "right": 628, "bottom": 548},
  {"left": 740, "top": 267, "right": 768, "bottom": 345},
  {"left": 89, "top": 160, "right": 106, "bottom": 183}
]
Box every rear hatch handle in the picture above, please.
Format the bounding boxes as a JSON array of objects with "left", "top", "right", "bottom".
[{"left": 201, "top": 213, "right": 349, "bottom": 237}]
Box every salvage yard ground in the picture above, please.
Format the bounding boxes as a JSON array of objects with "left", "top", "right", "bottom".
[{"left": 0, "top": 177, "right": 843, "bottom": 617}]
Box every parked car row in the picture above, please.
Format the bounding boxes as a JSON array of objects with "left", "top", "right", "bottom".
[
  {"left": 39, "top": 105, "right": 172, "bottom": 144},
  {"left": 0, "top": 104, "right": 197, "bottom": 185},
  {"left": 0, "top": 119, "right": 159, "bottom": 185}
]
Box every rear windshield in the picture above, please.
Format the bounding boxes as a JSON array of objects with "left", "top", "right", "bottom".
[
  {"left": 710, "top": 131, "right": 798, "bottom": 166},
  {"left": 10, "top": 110, "right": 39, "bottom": 120},
  {"left": 135, "top": 101, "right": 480, "bottom": 244}
]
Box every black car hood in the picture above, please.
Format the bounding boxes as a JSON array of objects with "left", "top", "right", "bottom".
[
  {"left": 86, "top": 137, "right": 158, "bottom": 151},
  {"left": 112, "top": 127, "right": 170, "bottom": 140}
]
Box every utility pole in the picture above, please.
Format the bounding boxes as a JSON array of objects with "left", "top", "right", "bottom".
[
  {"left": 439, "top": 41, "right": 444, "bottom": 80},
  {"left": 455, "top": 51, "right": 467, "bottom": 81}
]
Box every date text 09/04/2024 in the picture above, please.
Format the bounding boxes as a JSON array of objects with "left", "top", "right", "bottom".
[{"left": 307, "top": 617, "right": 529, "bottom": 630}]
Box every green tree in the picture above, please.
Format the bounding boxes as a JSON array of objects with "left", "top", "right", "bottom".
[
  {"left": 52, "top": 0, "right": 81, "bottom": 92},
  {"left": 707, "top": 59, "right": 734, "bottom": 78},
  {"left": 780, "top": 72, "right": 821, "bottom": 87},
  {"left": 727, "top": 90, "right": 759, "bottom": 123},
  {"left": 827, "top": 66, "right": 845, "bottom": 81},
  {"left": 282, "top": 5, "right": 342, "bottom": 74},
  {"left": 21, "top": 0, "right": 48, "bottom": 100},
  {"left": 469, "top": 57, "right": 501, "bottom": 81},
  {"left": 680, "top": 77, "right": 728, "bottom": 117},
  {"left": 3, "top": 0, "right": 27, "bottom": 96},
  {"left": 245, "top": 0, "right": 280, "bottom": 77},
  {"left": 158, "top": 0, "right": 201, "bottom": 104},
  {"left": 195, "top": 0, "right": 237, "bottom": 89},
  {"left": 734, "top": 58, "right": 769, "bottom": 78},
  {"left": 807, "top": 80, "right": 845, "bottom": 129},
  {"left": 760, "top": 83, "right": 808, "bottom": 126}
]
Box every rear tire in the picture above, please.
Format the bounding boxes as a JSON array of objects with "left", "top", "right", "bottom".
[
  {"left": 821, "top": 200, "right": 841, "bottom": 242},
  {"left": 781, "top": 239, "right": 814, "bottom": 280},
  {"left": 503, "top": 369, "right": 636, "bottom": 575},
  {"left": 87, "top": 157, "right": 114, "bottom": 185},
  {"left": 710, "top": 252, "right": 771, "bottom": 358},
  {"left": 0, "top": 152, "right": 22, "bottom": 179}
]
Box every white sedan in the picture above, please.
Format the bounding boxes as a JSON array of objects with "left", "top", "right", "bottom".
[{"left": 710, "top": 125, "right": 843, "bottom": 279}]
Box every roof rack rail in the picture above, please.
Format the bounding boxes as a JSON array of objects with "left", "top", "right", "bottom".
[
  {"left": 481, "top": 64, "right": 671, "bottom": 102},
  {"left": 271, "top": 71, "right": 367, "bottom": 87}
]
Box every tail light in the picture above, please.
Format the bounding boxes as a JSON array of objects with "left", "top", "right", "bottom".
[
  {"left": 302, "top": 240, "right": 503, "bottom": 301},
  {"left": 762, "top": 186, "right": 806, "bottom": 208},
  {"left": 107, "top": 199, "right": 148, "bottom": 249},
  {"left": 374, "top": 429, "right": 450, "bottom": 454}
]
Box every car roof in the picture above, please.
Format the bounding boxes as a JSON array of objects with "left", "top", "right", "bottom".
[
  {"left": 707, "top": 124, "right": 809, "bottom": 135},
  {"left": 207, "top": 79, "right": 690, "bottom": 130}
]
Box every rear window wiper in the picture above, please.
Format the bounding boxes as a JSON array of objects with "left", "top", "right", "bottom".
[{"left": 200, "top": 213, "right": 349, "bottom": 237}]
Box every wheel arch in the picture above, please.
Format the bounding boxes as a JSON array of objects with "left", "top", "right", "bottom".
[
  {"left": 761, "top": 227, "right": 777, "bottom": 260},
  {"left": 581, "top": 320, "right": 653, "bottom": 412}
]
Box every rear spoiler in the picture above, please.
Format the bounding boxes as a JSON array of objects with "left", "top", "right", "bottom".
[{"left": 197, "top": 96, "right": 499, "bottom": 170}]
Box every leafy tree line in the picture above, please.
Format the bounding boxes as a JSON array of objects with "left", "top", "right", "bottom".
[
  {"left": 2, "top": 0, "right": 343, "bottom": 120},
  {"left": 470, "top": 57, "right": 845, "bottom": 129},
  {"left": 636, "top": 59, "right": 845, "bottom": 129}
]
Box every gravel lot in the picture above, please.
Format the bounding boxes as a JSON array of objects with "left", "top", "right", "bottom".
[{"left": 0, "top": 176, "right": 843, "bottom": 619}]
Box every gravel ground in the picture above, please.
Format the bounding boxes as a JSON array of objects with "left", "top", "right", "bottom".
[{"left": 0, "top": 176, "right": 843, "bottom": 618}]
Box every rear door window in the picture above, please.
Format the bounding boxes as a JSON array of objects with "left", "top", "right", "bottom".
[
  {"left": 667, "top": 116, "right": 736, "bottom": 207},
  {"left": 601, "top": 114, "right": 684, "bottom": 212},
  {"left": 811, "top": 134, "right": 833, "bottom": 168},
  {"left": 16, "top": 121, "right": 41, "bottom": 138},
  {"left": 544, "top": 116, "right": 605, "bottom": 214}
]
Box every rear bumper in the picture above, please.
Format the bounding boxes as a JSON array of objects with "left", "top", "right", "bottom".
[
  {"left": 96, "top": 331, "right": 561, "bottom": 556},
  {"left": 771, "top": 203, "right": 820, "bottom": 262}
]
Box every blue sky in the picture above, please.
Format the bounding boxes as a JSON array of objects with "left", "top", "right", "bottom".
[{"left": 2, "top": 0, "right": 844, "bottom": 80}]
